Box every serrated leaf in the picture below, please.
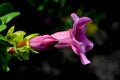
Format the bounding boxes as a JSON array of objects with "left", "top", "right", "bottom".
[
  {"left": 0, "top": 24, "right": 7, "bottom": 32},
  {"left": 24, "top": 33, "right": 39, "bottom": 40},
  {"left": 2, "top": 12, "right": 20, "bottom": 23}
]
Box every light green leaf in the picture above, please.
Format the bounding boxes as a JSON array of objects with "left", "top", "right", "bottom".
[
  {"left": 2, "top": 12, "right": 20, "bottom": 23},
  {"left": 0, "top": 16, "right": 7, "bottom": 24},
  {"left": 0, "top": 34, "right": 7, "bottom": 41},
  {"left": 0, "top": 24, "right": 7, "bottom": 32}
]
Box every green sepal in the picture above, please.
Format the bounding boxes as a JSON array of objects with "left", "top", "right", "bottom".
[
  {"left": 18, "top": 52, "right": 29, "bottom": 60},
  {"left": 24, "top": 33, "right": 39, "bottom": 40},
  {"left": 2, "top": 65, "right": 10, "bottom": 72},
  {"left": 17, "top": 45, "right": 29, "bottom": 60},
  {"left": 6, "top": 26, "right": 15, "bottom": 38},
  {"left": 12, "top": 31, "right": 26, "bottom": 43},
  {"left": 29, "top": 47, "right": 39, "bottom": 54}
]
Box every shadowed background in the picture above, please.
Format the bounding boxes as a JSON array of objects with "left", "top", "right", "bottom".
[{"left": 0, "top": 0, "right": 120, "bottom": 80}]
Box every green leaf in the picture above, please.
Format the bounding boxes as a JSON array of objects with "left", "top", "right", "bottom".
[
  {"left": 37, "top": 5, "right": 45, "bottom": 11},
  {"left": 0, "top": 19, "right": 2, "bottom": 25},
  {"left": 2, "top": 65, "right": 10, "bottom": 72},
  {"left": 0, "top": 39, "right": 11, "bottom": 71},
  {"left": 0, "top": 24, "right": 7, "bottom": 32},
  {"left": 0, "top": 2, "right": 14, "bottom": 16},
  {"left": 0, "top": 34, "right": 7, "bottom": 41},
  {"left": 0, "top": 16, "right": 7, "bottom": 24},
  {"left": 2, "top": 12, "right": 20, "bottom": 23}
]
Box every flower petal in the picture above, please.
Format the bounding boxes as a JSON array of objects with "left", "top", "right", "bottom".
[
  {"left": 76, "top": 29, "right": 94, "bottom": 51},
  {"left": 29, "top": 35, "right": 58, "bottom": 51},
  {"left": 71, "top": 13, "right": 92, "bottom": 35},
  {"left": 80, "top": 53, "right": 91, "bottom": 65},
  {"left": 71, "top": 41, "right": 91, "bottom": 65}
]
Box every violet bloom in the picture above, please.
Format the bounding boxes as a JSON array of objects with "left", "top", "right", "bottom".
[
  {"left": 29, "top": 35, "right": 58, "bottom": 51},
  {"left": 51, "top": 13, "right": 94, "bottom": 65}
]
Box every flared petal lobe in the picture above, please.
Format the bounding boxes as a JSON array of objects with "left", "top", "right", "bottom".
[
  {"left": 71, "top": 13, "right": 94, "bottom": 64},
  {"left": 51, "top": 13, "right": 94, "bottom": 65}
]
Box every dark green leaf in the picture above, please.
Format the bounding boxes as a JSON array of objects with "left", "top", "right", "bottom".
[
  {"left": 0, "top": 39, "right": 11, "bottom": 71},
  {"left": 0, "top": 2, "right": 14, "bottom": 16},
  {"left": 2, "top": 65, "right": 10, "bottom": 72},
  {"left": 0, "top": 19, "right": 2, "bottom": 25}
]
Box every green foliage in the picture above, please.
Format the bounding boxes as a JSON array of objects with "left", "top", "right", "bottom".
[
  {"left": 6, "top": 26, "right": 39, "bottom": 61},
  {"left": 0, "top": 12, "right": 20, "bottom": 25},
  {"left": 0, "top": 2, "right": 23, "bottom": 71},
  {"left": 1, "top": 12, "right": 20, "bottom": 24},
  {"left": 0, "top": 39, "right": 11, "bottom": 72},
  {"left": 0, "top": 2, "right": 14, "bottom": 16},
  {"left": 0, "top": 24, "right": 7, "bottom": 32}
]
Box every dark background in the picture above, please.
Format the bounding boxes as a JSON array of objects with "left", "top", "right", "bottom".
[{"left": 0, "top": 0, "right": 120, "bottom": 80}]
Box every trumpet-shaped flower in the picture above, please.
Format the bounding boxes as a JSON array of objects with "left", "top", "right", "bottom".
[
  {"left": 29, "top": 35, "right": 58, "bottom": 51},
  {"left": 51, "top": 13, "right": 94, "bottom": 65}
]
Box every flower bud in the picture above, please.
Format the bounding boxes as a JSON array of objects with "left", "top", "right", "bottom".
[{"left": 29, "top": 35, "right": 58, "bottom": 51}]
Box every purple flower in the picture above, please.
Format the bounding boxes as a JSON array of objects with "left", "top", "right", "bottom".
[
  {"left": 51, "top": 13, "right": 94, "bottom": 65},
  {"left": 29, "top": 35, "right": 58, "bottom": 51}
]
